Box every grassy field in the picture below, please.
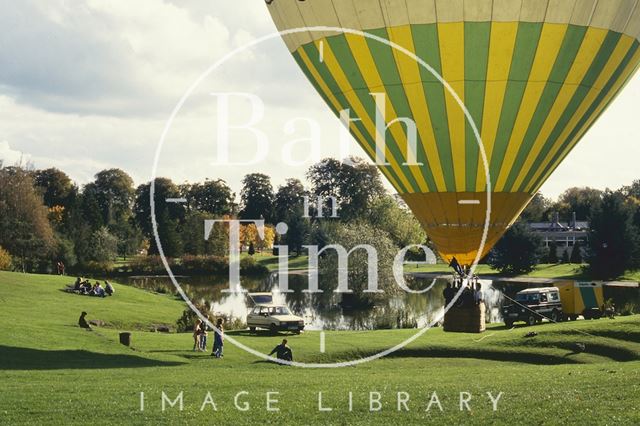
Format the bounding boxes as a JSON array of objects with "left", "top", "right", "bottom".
[
  {"left": 1, "top": 272, "right": 639, "bottom": 425},
  {"left": 404, "top": 262, "right": 640, "bottom": 281}
]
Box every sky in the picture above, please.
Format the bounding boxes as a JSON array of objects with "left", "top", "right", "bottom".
[{"left": 1, "top": 0, "right": 639, "bottom": 200}]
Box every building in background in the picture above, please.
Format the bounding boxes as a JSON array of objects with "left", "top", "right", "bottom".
[{"left": 528, "top": 212, "right": 588, "bottom": 258}]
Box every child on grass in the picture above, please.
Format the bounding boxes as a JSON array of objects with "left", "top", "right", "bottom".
[
  {"left": 199, "top": 321, "right": 208, "bottom": 351},
  {"left": 193, "top": 319, "right": 202, "bottom": 351},
  {"left": 211, "top": 318, "right": 224, "bottom": 358}
]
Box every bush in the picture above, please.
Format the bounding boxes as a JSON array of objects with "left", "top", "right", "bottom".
[
  {"left": 547, "top": 241, "right": 559, "bottom": 263},
  {"left": 239, "top": 256, "right": 269, "bottom": 276},
  {"left": 488, "top": 221, "right": 544, "bottom": 275},
  {"left": 570, "top": 240, "right": 583, "bottom": 263},
  {"left": 180, "top": 255, "right": 228, "bottom": 275},
  {"left": 127, "top": 255, "right": 174, "bottom": 275},
  {"left": 620, "top": 302, "right": 638, "bottom": 316},
  {"left": 88, "top": 227, "right": 118, "bottom": 263},
  {"left": 0, "top": 246, "right": 12, "bottom": 271},
  {"left": 81, "top": 261, "right": 114, "bottom": 275},
  {"left": 176, "top": 302, "right": 213, "bottom": 333}
]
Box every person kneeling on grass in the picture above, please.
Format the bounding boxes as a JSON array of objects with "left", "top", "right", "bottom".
[
  {"left": 269, "top": 339, "right": 293, "bottom": 363},
  {"left": 211, "top": 318, "right": 224, "bottom": 358}
]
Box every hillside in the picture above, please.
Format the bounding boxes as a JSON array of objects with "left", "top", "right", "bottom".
[{"left": 1, "top": 272, "right": 639, "bottom": 424}]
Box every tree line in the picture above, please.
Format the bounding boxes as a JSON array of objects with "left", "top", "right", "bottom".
[
  {"left": 1, "top": 158, "right": 638, "bottom": 280},
  {"left": 0, "top": 157, "right": 426, "bottom": 274},
  {"left": 489, "top": 182, "right": 640, "bottom": 279}
]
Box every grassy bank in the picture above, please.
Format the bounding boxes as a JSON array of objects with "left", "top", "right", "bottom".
[
  {"left": 405, "top": 262, "right": 640, "bottom": 281},
  {"left": 1, "top": 272, "right": 639, "bottom": 424}
]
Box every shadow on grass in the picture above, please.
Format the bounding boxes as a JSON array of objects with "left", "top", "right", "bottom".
[
  {"left": 0, "top": 345, "right": 183, "bottom": 370},
  {"left": 553, "top": 329, "right": 640, "bottom": 345},
  {"left": 378, "top": 347, "right": 581, "bottom": 365},
  {"left": 227, "top": 330, "right": 300, "bottom": 338}
]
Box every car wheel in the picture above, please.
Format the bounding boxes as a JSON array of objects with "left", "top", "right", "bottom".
[
  {"left": 270, "top": 323, "right": 278, "bottom": 334},
  {"left": 527, "top": 315, "right": 537, "bottom": 326},
  {"left": 550, "top": 310, "right": 560, "bottom": 322},
  {"left": 504, "top": 320, "right": 514, "bottom": 328},
  {"left": 249, "top": 326, "right": 256, "bottom": 333}
]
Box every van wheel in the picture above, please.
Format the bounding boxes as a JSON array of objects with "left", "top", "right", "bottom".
[
  {"left": 504, "top": 320, "right": 514, "bottom": 328},
  {"left": 550, "top": 310, "right": 560, "bottom": 322},
  {"left": 527, "top": 315, "right": 537, "bottom": 326},
  {"left": 249, "top": 327, "right": 256, "bottom": 333},
  {"left": 270, "top": 323, "right": 278, "bottom": 334}
]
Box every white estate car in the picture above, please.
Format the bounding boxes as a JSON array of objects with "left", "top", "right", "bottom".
[{"left": 246, "top": 303, "right": 304, "bottom": 334}]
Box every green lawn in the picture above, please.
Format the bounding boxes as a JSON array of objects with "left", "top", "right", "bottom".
[
  {"left": 1, "top": 272, "right": 639, "bottom": 424},
  {"left": 253, "top": 253, "right": 310, "bottom": 272},
  {"left": 405, "top": 262, "right": 640, "bottom": 282}
]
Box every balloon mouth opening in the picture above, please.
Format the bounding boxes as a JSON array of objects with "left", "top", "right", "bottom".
[{"left": 400, "top": 192, "right": 533, "bottom": 266}]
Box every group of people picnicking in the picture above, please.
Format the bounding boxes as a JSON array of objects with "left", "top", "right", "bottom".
[
  {"left": 192, "top": 318, "right": 293, "bottom": 362},
  {"left": 67, "top": 277, "right": 114, "bottom": 298}
]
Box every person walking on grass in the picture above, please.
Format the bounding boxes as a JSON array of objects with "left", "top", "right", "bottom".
[
  {"left": 211, "top": 318, "right": 224, "bottom": 358},
  {"left": 193, "top": 319, "right": 202, "bottom": 351}
]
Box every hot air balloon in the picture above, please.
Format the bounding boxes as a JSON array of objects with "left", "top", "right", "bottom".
[{"left": 266, "top": 0, "right": 640, "bottom": 266}]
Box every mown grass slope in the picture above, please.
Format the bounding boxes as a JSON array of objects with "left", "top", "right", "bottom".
[{"left": 1, "top": 272, "right": 639, "bottom": 425}]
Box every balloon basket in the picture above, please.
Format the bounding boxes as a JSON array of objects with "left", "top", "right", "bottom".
[{"left": 443, "top": 302, "right": 486, "bottom": 333}]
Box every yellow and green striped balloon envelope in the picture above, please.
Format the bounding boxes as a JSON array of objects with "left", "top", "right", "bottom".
[{"left": 266, "top": 0, "right": 640, "bottom": 265}]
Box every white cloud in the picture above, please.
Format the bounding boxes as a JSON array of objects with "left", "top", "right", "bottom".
[
  {"left": 0, "top": 140, "right": 32, "bottom": 167},
  {"left": 0, "top": 0, "right": 271, "bottom": 117},
  {"left": 0, "top": 0, "right": 638, "bottom": 202}
]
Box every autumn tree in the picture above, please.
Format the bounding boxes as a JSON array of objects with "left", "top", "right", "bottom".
[{"left": 0, "top": 166, "right": 55, "bottom": 272}]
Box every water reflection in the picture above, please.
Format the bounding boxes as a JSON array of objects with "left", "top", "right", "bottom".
[{"left": 118, "top": 273, "right": 505, "bottom": 330}]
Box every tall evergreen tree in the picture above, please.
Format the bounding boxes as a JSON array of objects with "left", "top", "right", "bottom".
[{"left": 587, "top": 190, "right": 640, "bottom": 278}]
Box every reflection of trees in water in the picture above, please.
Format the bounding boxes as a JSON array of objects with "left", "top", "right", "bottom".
[{"left": 118, "top": 274, "right": 514, "bottom": 330}]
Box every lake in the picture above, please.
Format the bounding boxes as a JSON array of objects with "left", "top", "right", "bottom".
[{"left": 117, "top": 272, "right": 507, "bottom": 330}]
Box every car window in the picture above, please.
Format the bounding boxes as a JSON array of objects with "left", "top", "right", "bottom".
[
  {"left": 540, "top": 294, "right": 548, "bottom": 302},
  {"left": 260, "top": 307, "right": 271, "bottom": 315},
  {"left": 549, "top": 292, "right": 559, "bottom": 301},
  {"left": 274, "top": 306, "right": 290, "bottom": 315},
  {"left": 251, "top": 307, "right": 260, "bottom": 315}
]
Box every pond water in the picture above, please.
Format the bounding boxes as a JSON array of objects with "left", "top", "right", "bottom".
[{"left": 117, "top": 272, "right": 506, "bottom": 330}]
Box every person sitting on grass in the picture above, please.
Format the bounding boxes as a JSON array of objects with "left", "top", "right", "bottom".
[
  {"left": 104, "top": 281, "right": 114, "bottom": 296},
  {"left": 211, "top": 318, "right": 224, "bottom": 358},
  {"left": 95, "top": 282, "right": 106, "bottom": 298},
  {"left": 78, "top": 311, "right": 91, "bottom": 330},
  {"left": 73, "top": 277, "right": 82, "bottom": 292},
  {"left": 79, "top": 279, "right": 92, "bottom": 294},
  {"left": 269, "top": 339, "right": 293, "bottom": 363}
]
